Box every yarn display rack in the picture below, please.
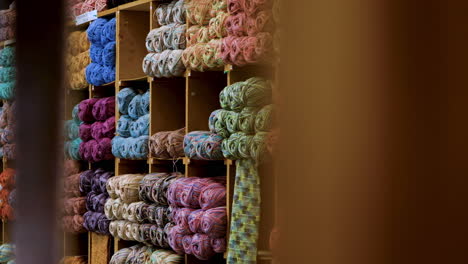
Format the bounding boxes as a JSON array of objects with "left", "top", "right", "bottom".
[{"left": 61, "top": 0, "right": 278, "bottom": 264}]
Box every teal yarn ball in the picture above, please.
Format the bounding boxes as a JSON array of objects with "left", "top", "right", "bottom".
[
  {"left": 65, "top": 119, "right": 81, "bottom": 140},
  {"left": 0, "top": 81, "right": 15, "bottom": 100},
  {"left": 0, "top": 243, "right": 15, "bottom": 263},
  {"left": 72, "top": 103, "right": 80, "bottom": 123},
  {"left": 0, "top": 46, "right": 15, "bottom": 66},
  {"left": 0, "top": 67, "right": 15, "bottom": 83},
  {"left": 66, "top": 138, "right": 82, "bottom": 160}
]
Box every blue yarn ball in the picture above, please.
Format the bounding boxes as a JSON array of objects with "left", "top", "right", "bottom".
[
  {"left": 129, "top": 114, "right": 149, "bottom": 138},
  {"left": 87, "top": 18, "right": 108, "bottom": 46},
  {"left": 68, "top": 138, "right": 82, "bottom": 160},
  {"left": 86, "top": 63, "right": 105, "bottom": 86},
  {"left": 102, "top": 66, "right": 116, "bottom": 84},
  {"left": 141, "top": 90, "right": 150, "bottom": 115},
  {"left": 117, "top": 88, "right": 136, "bottom": 114},
  {"left": 117, "top": 115, "right": 133, "bottom": 137},
  {"left": 90, "top": 45, "right": 104, "bottom": 64},
  {"left": 112, "top": 136, "right": 148, "bottom": 159},
  {"left": 128, "top": 94, "right": 142, "bottom": 119},
  {"left": 101, "top": 41, "right": 116, "bottom": 67},
  {"left": 101, "top": 17, "right": 116, "bottom": 44}
]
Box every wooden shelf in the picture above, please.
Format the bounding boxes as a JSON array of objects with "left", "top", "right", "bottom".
[
  {"left": 98, "top": 7, "right": 118, "bottom": 17},
  {"left": 0, "top": 39, "right": 15, "bottom": 47},
  {"left": 119, "top": 0, "right": 152, "bottom": 11}
]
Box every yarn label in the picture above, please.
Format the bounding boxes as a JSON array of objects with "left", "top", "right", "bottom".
[{"left": 76, "top": 10, "right": 98, "bottom": 25}]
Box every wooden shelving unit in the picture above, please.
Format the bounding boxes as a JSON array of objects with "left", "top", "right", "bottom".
[{"left": 61, "top": 0, "right": 277, "bottom": 263}]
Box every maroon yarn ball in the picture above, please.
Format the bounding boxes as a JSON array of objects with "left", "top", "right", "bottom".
[
  {"left": 188, "top": 209, "right": 205, "bottom": 234},
  {"left": 191, "top": 233, "right": 216, "bottom": 260},
  {"left": 200, "top": 207, "right": 227, "bottom": 238},
  {"left": 78, "top": 98, "right": 99, "bottom": 123},
  {"left": 102, "top": 116, "right": 116, "bottom": 137},
  {"left": 168, "top": 177, "right": 192, "bottom": 207},
  {"left": 79, "top": 123, "right": 93, "bottom": 141},
  {"left": 92, "top": 96, "right": 115, "bottom": 121},
  {"left": 91, "top": 138, "right": 113, "bottom": 162}
]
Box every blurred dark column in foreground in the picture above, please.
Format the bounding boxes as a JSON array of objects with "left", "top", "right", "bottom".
[
  {"left": 14, "top": 0, "right": 65, "bottom": 263},
  {"left": 278, "top": 0, "right": 468, "bottom": 264}
]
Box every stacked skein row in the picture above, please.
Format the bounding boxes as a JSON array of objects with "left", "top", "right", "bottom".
[
  {"left": 69, "top": 0, "right": 107, "bottom": 19},
  {"left": 60, "top": 256, "right": 87, "bottom": 264},
  {"left": 167, "top": 176, "right": 227, "bottom": 260},
  {"left": 86, "top": 18, "right": 116, "bottom": 86},
  {"left": 64, "top": 104, "right": 83, "bottom": 160},
  {"left": 182, "top": 0, "right": 227, "bottom": 71},
  {"left": 221, "top": 0, "right": 275, "bottom": 66},
  {"left": 112, "top": 88, "right": 149, "bottom": 160},
  {"left": 0, "top": 102, "right": 15, "bottom": 160},
  {"left": 110, "top": 244, "right": 182, "bottom": 264},
  {"left": 149, "top": 128, "right": 185, "bottom": 159},
  {"left": 216, "top": 77, "right": 273, "bottom": 162},
  {"left": 80, "top": 168, "right": 113, "bottom": 234},
  {"left": 0, "top": 46, "right": 15, "bottom": 100},
  {"left": 0, "top": 4, "right": 15, "bottom": 42},
  {"left": 78, "top": 97, "right": 115, "bottom": 163},
  {"left": 62, "top": 161, "right": 86, "bottom": 233},
  {"left": 0, "top": 169, "right": 15, "bottom": 221},
  {"left": 143, "top": 0, "right": 186, "bottom": 78},
  {"left": 106, "top": 173, "right": 182, "bottom": 247},
  {"left": 66, "top": 31, "right": 91, "bottom": 90},
  {"left": 0, "top": 244, "right": 15, "bottom": 264}
]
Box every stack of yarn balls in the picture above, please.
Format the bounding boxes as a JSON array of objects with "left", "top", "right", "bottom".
[
  {"left": 0, "top": 102, "right": 15, "bottom": 160},
  {"left": 110, "top": 244, "right": 182, "bottom": 264},
  {"left": 69, "top": 0, "right": 107, "bottom": 18},
  {"left": 66, "top": 31, "right": 91, "bottom": 90},
  {"left": 64, "top": 104, "right": 83, "bottom": 160},
  {"left": 62, "top": 160, "right": 87, "bottom": 233},
  {"left": 80, "top": 168, "right": 114, "bottom": 234},
  {"left": 0, "top": 4, "right": 15, "bottom": 42},
  {"left": 182, "top": 0, "right": 227, "bottom": 71},
  {"left": 217, "top": 77, "right": 273, "bottom": 162},
  {"left": 183, "top": 131, "right": 223, "bottom": 160},
  {"left": 168, "top": 176, "right": 227, "bottom": 260},
  {"left": 112, "top": 88, "right": 149, "bottom": 160},
  {"left": 0, "top": 244, "right": 15, "bottom": 264},
  {"left": 143, "top": 0, "right": 186, "bottom": 78},
  {"left": 78, "top": 97, "right": 115, "bottom": 162},
  {"left": 0, "top": 169, "right": 15, "bottom": 221},
  {"left": 221, "top": 0, "right": 275, "bottom": 66},
  {"left": 106, "top": 173, "right": 182, "bottom": 247},
  {"left": 0, "top": 46, "right": 15, "bottom": 100},
  {"left": 60, "top": 256, "right": 87, "bottom": 264},
  {"left": 149, "top": 128, "right": 185, "bottom": 159},
  {"left": 86, "top": 18, "right": 116, "bottom": 86}
]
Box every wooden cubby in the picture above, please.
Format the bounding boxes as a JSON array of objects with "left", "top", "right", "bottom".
[{"left": 60, "top": 0, "right": 277, "bottom": 263}]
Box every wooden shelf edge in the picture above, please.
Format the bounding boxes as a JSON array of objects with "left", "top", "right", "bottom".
[
  {"left": 98, "top": 7, "right": 118, "bottom": 17},
  {"left": 118, "top": 0, "right": 152, "bottom": 11},
  {"left": 0, "top": 39, "right": 15, "bottom": 47}
]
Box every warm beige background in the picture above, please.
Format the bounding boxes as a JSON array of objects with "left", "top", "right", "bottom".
[{"left": 277, "top": 1, "right": 468, "bottom": 263}]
